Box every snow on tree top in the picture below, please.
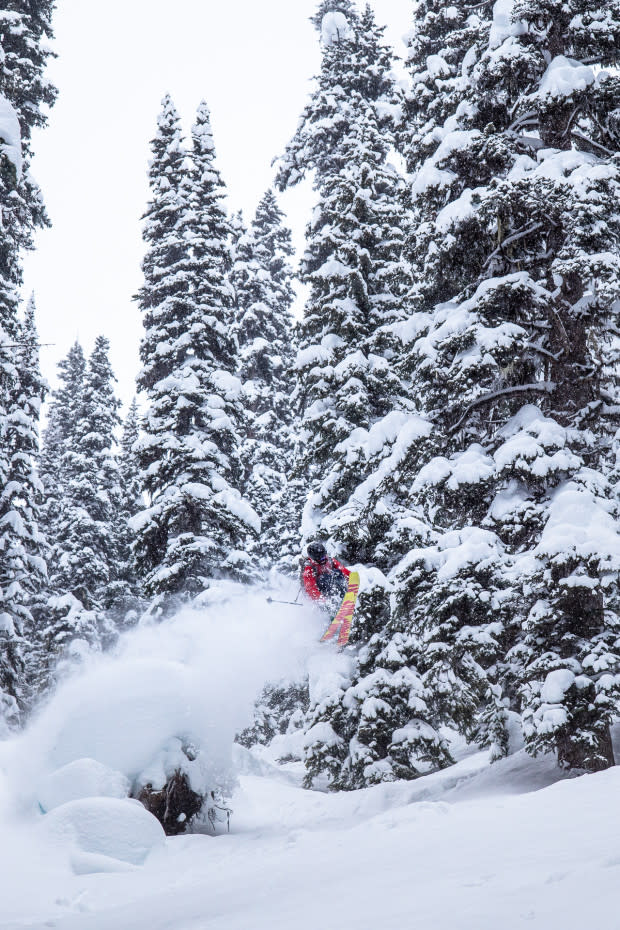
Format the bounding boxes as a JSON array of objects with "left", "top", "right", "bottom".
[{"left": 321, "top": 11, "right": 352, "bottom": 46}]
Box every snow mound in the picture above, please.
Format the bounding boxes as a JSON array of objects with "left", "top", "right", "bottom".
[
  {"left": 40, "top": 797, "right": 165, "bottom": 871},
  {"left": 38, "top": 759, "right": 130, "bottom": 813}
]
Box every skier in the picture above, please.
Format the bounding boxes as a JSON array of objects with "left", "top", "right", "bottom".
[{"left": 302, "top": 541, "right": 350, "bottom": 606}]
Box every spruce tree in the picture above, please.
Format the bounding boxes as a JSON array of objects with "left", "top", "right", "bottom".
[
  {"left": 135, "top": 98, "right": 257, "bottom": 606},
  {"left": 0, "top": 2, "right": 57, "bottom": 715},
  {"left": 40, "top": 341, "right": 86, "bottom": 547},
  {"left": 276, "top": 3, "right": 408, "bottom": 549},
  {"left": 0, "top": 1, "right": 57, "bottom": 149},
  {"left": 185, "top": 100, "right": 257, "bottom": 579},
  {"left": 0, "top": 1, "right": 58, "bottom": 272},
  {"left": 483, "top": 0, "right": 620, "bottom": 770},
  {"left": 277, "top": 4, "right": 398, "bottom": 190},
  {"left": 112, "top": 397, "right": 143, "bottom": 621},
  {"left": 295, "top": 106, "right": 411, "bottom": 561},
  {"left": 336, "top": 0, "right": 620, "bottom": 777},
  {"left": 276, "top": 4, "right": 450, "bottom": 787},
  {"left": 68, "top": 335, "right": 122, "bottom": 611},
  {"left": 232, "top": 189, "right": 296, "bottom": 568},
  {"left": 0, "top": 296, "right": 47, "bottom": 726},
  {"left": 39, "top": 343, "right": 95, "bottom": 687},
  {"left": 398, "top": 1, "right": 483, "bottom": 170},
  {"left": 50, "top": 336, "right": 121, "bottom": 612},
  {"left": 39, "top": 338, "right": 121, "bottom": 679}
]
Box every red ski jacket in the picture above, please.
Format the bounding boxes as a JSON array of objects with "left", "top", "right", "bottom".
[{"left": 302, "top": 557, "right": 351, "bottom": 601}]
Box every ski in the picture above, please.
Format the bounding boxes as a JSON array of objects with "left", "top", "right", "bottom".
[{"left": 321, "top": 571, "right": 360, "bottom": 646}]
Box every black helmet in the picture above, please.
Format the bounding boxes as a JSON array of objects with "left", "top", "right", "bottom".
[{"left": 307, "top": 541, "right": 328, "bottom": 563}]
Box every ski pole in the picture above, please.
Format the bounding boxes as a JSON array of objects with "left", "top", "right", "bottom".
[
  {"left": 266, "top": 585, "right": 304, "bottom": 607},
  {"left": 266, "top": 597, "right": 305, "bottom": 607}
]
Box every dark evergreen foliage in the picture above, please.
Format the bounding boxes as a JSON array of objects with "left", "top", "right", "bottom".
[
  {"left": 1, "top": 297, "right": 48, "bottom": 710},
  {"left": 135, "top": 97, "right": 257, "bottom": 608},
  {"left": 112, "top": 398, "right": 143, "bottom": 621},
  {"left": 38, "top": 339, "right": 122, "bottom": 685},
  {"left": 293, "top": 0, "right": 620, "bottom": 786},
  {"left": 232, "top": 189, "right": 297, "bottom": 569}
]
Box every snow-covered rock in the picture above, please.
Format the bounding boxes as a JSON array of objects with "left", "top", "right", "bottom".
[{"left": 40, "top": 797, "right": 165, "bottom": 871}]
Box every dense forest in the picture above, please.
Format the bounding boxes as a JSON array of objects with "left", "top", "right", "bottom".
[{"left": 1, "top": 0, "right": 619, "bottom": 820}]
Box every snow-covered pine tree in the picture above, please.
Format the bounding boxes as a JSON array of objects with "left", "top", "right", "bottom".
[
  {"left": 398, "top": 1, "right": 482, "bottom": 172},
  {"left": 0, "top": 1, "right": 57, "bottom": 150},
  {"left": 232, "top": 189, "right": 296, "bottom": 569},
  {"left": 72, "top": 335, "right": 122, "bottom": 613},
  {"left": 39, "top": 341, "right": 86, "bottom": 544},
  {"left": 276, "top": 4, "right": 408, "bottom": 550},
  {"left": 0, "top": 2, "right": 57, "bottom": 718},
  {"left": 275, "top": 4, "right": 454, "bottom": 788},
  {"left": 184, "top": 100, "right": 258, "bottom": 579},
  {"left": 37, "top": 343, "right": 91, "bottom": 689},
  {"left": 135, "top": 98, "right": 257, "bottom": 607},
  {"left": 278, "top": 4, "right": 397, "bottom": 191},
  {"left": 229, "top": 208, "right": 246, "bottom": 263},
  {"left": 0, "top": 0, "right": 57, "bottom": 240},
  {"left": 295, "top": 105, "right": 412, "bottom": 565},
  {"left": 347, "top": 0, "right": 620, "bottom": 774},
  {"left": 237, "top": 678, "right": 309, "bottom": 755},
  {"left": 112, "top": 397, "right": 143, "bottom": 622},
  {"left": 0, "top": 296, "right": 47, "bottom": 727},
  {"left": 478, "top": 0, "right": 620, "bottom": 771},
  {"left": 0, "top": 187, "right": 23, "bottom": 728},
  {"left": 39, "top": 338, "right": 121, "bottom": 680}
]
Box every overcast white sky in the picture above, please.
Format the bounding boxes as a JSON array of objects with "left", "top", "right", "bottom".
[{"left": 23, "top": 0, "right": 411, "bottom": 410}]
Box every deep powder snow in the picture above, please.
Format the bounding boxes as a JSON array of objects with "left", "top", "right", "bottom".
[{"left": 0, "top": 585, "right": 619, "bottom": 929}]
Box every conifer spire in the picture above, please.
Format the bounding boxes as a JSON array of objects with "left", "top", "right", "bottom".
[
  {"left": 310, "top": 0, "right": 357, "bottom": 31},
  {"left": 232, "top": 189, "right": 296, "bottom": 567},
  {"left": 134, "top": 98, "right": 258, "bottom": 606},
  {"left": 0, "top": 295, "right": 48, "bottom": 727}
]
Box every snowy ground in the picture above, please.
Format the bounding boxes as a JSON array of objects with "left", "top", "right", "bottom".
[{"left": 1, "top": 585, "right": 619, "bottom": 930}]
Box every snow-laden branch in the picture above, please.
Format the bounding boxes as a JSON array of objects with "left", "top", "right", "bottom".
[
  {"left": 450, "top": 381, "right": 556, "bottom": 433},
  {"left": 571, "top": 130, "right": 614, "bottom": 156},
  {"left": 506, "top": 110, "right": 538, "bottom": 134},
  {"left": 526, "top": 342, "right": 563, "bottom": 362},
  {"left": 484, "top": 222, "right": 544, "bottom": 268}
]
